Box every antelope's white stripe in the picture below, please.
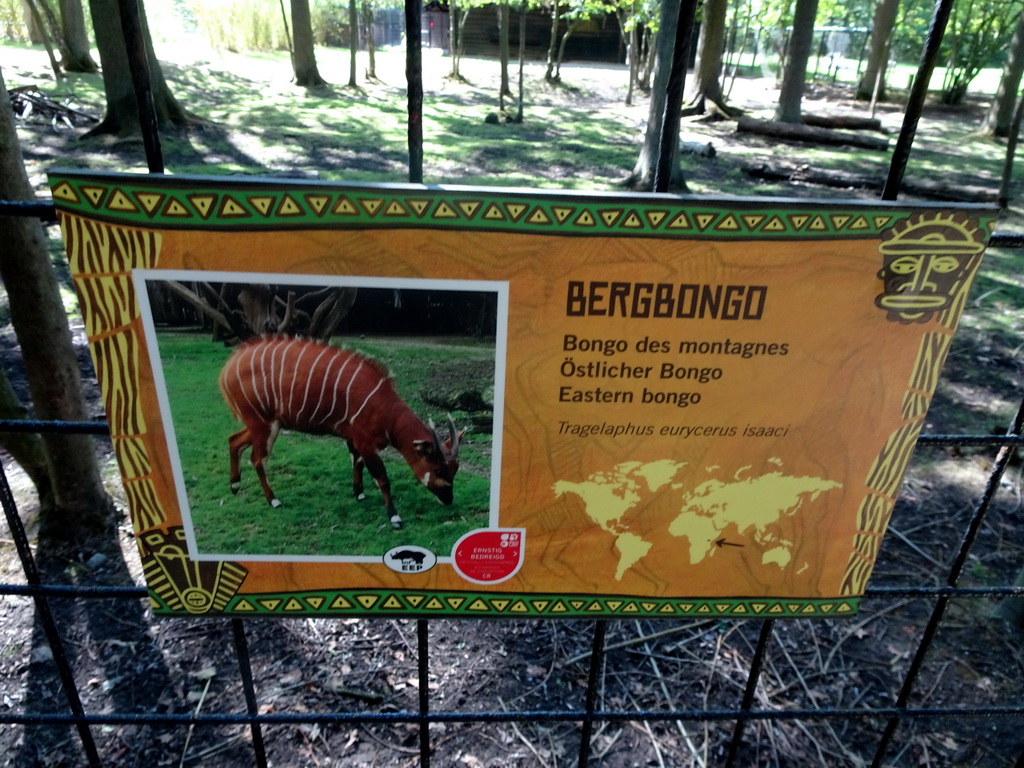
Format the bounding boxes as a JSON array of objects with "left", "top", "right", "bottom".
[
  {"left": 311, "top": 352, "right": 339, "bottom": 423},
  {"left": 286, "top": 341, "right": 313, "bottom": 423},
  {"left": 233, "top": 348, "right": 260, "bottom": 417},
  {"left": 268, "top": 338, "right": 287, "bottom": 411},
  {"left": 342, "top": 360, "right": 365, "bottom": 422},
  {"left": 277, "top": 338, "right": 298, "bottom": 411},
  {"left": 350, "top": 377, "right": 386, "bottom": 424},
  {"left": 257, "top": 340, "right": 274, "bottom": 412},
  {"left": 296, "top": 347, "right": 331, "bottom": 423},
  {"left": 321, "top": 354, "right": 354, "bottom": 425},
  {"left": 247, "top": 345, "right": 264, "bottom": 413}
]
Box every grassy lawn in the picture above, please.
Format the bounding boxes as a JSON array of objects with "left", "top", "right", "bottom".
[{"left": 156, "top": 331, "right": 494, "bottom": 559}]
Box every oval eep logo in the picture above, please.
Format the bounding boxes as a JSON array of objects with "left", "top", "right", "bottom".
[{"left": 383, "top": 545, "right": 437, "bottom": 574}]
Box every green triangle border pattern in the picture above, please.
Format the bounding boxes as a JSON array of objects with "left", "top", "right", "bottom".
[
  {"left": 150, "top": 588, "right": 860, "bottom": 619},
  {"left": 47, "top": 173, "right": 993, "bottom": 241}
]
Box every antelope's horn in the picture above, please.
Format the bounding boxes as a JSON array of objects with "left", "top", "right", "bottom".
[
  {"left": 428, "top": 419, "right": 444, "bottom": 453},
  {"left": 447, "top": 414, "right": 461, "bottom": 458}
]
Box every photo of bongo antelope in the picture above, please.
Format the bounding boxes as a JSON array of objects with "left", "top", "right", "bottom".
[{"left": 138, "top": 272, "right": 504, "bottom": 561}]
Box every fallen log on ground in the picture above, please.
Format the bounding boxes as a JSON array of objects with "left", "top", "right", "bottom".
[
  {"left": 802, "top": 114, "right": 884, "bottom": 132},
  {"left": 742, "top": 161, "right": 996, "bottom": 203},
  {"left": 736, "top": 116, "right": 889, "bottom": 150}
]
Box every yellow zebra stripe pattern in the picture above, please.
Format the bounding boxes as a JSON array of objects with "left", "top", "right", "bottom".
[
  {"left": 59, "top": 213, "right": 165, "bottom": 531},
  {"left": 840, "top": 330, "right": 956, "bottom": 595}
]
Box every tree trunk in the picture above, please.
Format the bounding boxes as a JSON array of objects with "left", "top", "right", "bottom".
[
  {"left": 984, "top": 10, "right": 1024, "bottom": 137},
  {"left": 86, "top": 0, "right": 192, "bottom": 135},
  {"left": 0, "top": 68, "right": 114, "bottom": 547},
  {"left": 21, "top": 0, "right": 45, "bottom": 44},
  {"left": 640, "top": 28, "right": 655, "bottom": 90},
  {"left": 625, "top": 0, "right": 687, "bottom": 191},
  {"left": 545, "top": 1, "right": 561, "bottom": 81},
  {"left": 856, "top": 0, "right": 899, "bottom": 101},
  {"left": 998, "top": 90, "right": 1024, "bottom": 207},
  {"left": 515, "top": 2, "right": 525, "bottom": 122},
  {"left": 448, "top": 0, "right": 461, "bottom": 78},
  {"left": 58, "top": 0, "right": 98, "bottom": 72},
  {"left": 22, "top": 0, "right": 62, "bottom": 82},
  {"left": 553, "top": 18, "right": 579, "bottom": 81},
  {"left": 498, "top": 1, "right": 511, "bottom": 99},
  {"left": 290, "top": 0, "right": 326, "bottom": 86},
  {"left": 802, "top": 114, "right": 884, "bottom": 130},
  {"left": 687, "top": 0, "right": 728, "bottom": 106},
  {"left": 348, "top": 0, "right": 358, "bottom": 86},
  {"left": 0, "top": 368, "right": 56, "bottom": 513},
  {"left": 738, "top": 116, "right": 889, "bottom": 149},
  {"left": 625, "top": 13, "right": 639, "bottom": 105},
  {"left": 775, "top": 0, "right": 818, "bottom": 123},
  {"left": 362, "top": 3, "right": 376, "bottom": 80}
]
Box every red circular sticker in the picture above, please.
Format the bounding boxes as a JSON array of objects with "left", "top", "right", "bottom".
[{"left": 451, "top": 529, "right": 525, "bottom": 584}]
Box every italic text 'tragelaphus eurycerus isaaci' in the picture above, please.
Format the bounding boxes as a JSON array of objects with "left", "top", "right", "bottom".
[{"left": 219, "top": 336, "right": 462, "bottom": 529}]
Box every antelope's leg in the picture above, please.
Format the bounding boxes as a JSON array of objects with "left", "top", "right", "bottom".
[
  {"left": 347, "top": 440, "right": 367, "bottom": 501},
  {"left": 359, "top": 450, "right": 401, "bottom": 529},
  {"left": 247, "top": 423, "right": 281, "bottom": 508},
  {"left": 227, "top": 428, "right": 252, "bottom": 494}
]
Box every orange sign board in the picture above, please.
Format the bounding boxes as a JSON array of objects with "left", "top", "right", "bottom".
[{"left": 49, "top": 171, "right": 996, "bottom": 618}]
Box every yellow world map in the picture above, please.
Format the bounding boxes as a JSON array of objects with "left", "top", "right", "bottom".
[{"left": 553, "top": 460, "right": 842, "bottom": 580}]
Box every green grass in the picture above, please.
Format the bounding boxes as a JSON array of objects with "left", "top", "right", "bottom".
[{"left": 156, "top": 332, "right": 494, "bottom": 559}]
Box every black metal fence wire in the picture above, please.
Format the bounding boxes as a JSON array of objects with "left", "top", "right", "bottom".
[{"left": 1, "top": 0, "right": 1024, "bottom": 764}]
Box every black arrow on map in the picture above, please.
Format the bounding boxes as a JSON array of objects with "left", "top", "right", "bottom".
[{"left": 714, "top": 538, "right": 744, "bottom": 548}]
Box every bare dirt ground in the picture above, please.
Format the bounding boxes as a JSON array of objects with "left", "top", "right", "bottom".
[{"left": 2, "top": 45, "right": 1024, "bottom": 767}]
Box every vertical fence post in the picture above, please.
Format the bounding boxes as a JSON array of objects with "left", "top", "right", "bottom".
[
  {"left": 0, "top": 461, "right": 102, "bottom": 767},
  {"left": 725, "top": 619, "right": 775, "bottom": 767},
  {"left": 417, "top": 619, "right": 431, "bottom": 767},
  {"left": 231, "top": 619, "right": 269, "bottom": 768},
  {"left": 576, "top": 620, "right": 608, "bottom": 767},
  {"left": 870, "top": 397, "right": 1024, "bottom": 768},
  {"left": 115, "top": 0, "right": 164, "bottom": 174},
  {"left": 405, "top": 0, "right": 424, "bottom": 184},
  {"left": 880, "top": 0, "right": 954, "bottom": 200}
]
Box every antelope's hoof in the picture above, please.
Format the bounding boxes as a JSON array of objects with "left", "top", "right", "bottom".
[
  {"left": 271, "top": 498, "right": 283, "bottom": 508},
  {"left": 390, "top": 515, "right": 403, "bottom": 530},
  {"left": 357, "top": 492, "right": 367, "bottom": 501},
  {"left": 230, "top": 481, "right": 240, "bottom": 495}
]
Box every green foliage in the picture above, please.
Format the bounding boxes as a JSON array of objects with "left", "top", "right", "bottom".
[
  {"left": 157, "top": 332, "right": 493, "bottom": 558},
  {"left": 889, "top": 0, "right": 1020, "bottom": 96},
  {"left": 185, "top": 0, "right": 289, "bottom": 51},
  {"left": 814, "top": 0, "right": 872, "bottom": 27},
  {"left": 0, "top": 0, "right": 29, "bottom": 42},
  {"left": 939, "top": 0, "right": 1021, "bottom": 104},
  {"left": 311, "top": 0, "right": 351, "bottom": 47},
  {"left": 616, "top": 0, "right": 658, "bottom": 35}
]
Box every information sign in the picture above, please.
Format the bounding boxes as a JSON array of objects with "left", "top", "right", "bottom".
[{"left": 49, "top": 170, "right": 996, "bottom": 618}]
